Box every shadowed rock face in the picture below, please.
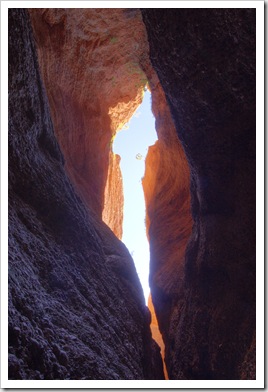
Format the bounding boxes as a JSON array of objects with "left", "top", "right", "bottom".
[
  {"left": 29, "top": 7, "right": 176, "bottom": 373},
  {"left": 142, "top": 9, "right": 256, "bottom": 379},
  {"left": 8, "top": 6, "right": 256, "bottom": 381},
  {"left": 8, "top": 9, "right": 164, "bottom": 380}
]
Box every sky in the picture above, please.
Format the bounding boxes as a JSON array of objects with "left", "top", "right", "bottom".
[{"left": 113, "top": 90, "right": 158, "bottom": 303}]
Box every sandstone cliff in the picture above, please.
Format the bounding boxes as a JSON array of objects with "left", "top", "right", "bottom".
[
  {"left": 29, "top": 8, "right": 149, "bottom": 224},
  {"left": 102, "top": 152, "right": 124, "bottom": 239},
  {"left": 8, "top": 9, "right": 164, "bottom": 380},
  {"left": 143, "top": 77, "right": 193, "bottom": 337},
  {"left": 29, "top": 7, "right": 168, "bottom": 376},
  {"left": 8, "top": 6, "right": 256, "bottom": 382}
]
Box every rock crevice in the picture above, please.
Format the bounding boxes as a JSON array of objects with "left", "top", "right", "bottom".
[
  {"left": 142, "top": 8, "right": 256, "bottom": 379},
  {"left": 8, "top": 7, "right": 256, "bottom": 381},
  {"left": 8, "top": 8, "right": 164, "bottom": 380}
]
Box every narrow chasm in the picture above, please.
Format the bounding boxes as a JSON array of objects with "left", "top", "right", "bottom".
[
  {"left": 28, "top": 7, "right": 192, "bottom": 380},
  {"left": 109, "top": 89, "right": 157, "bottom": 303},
  {"left": 8, "top": 7, "right": 256, "bottom": 382},
  {"left": 9, "top": 8, "right": 165, "bottom": 380},
  {"left": 107, "top": 89, "right": 169, "bottom": 378}
]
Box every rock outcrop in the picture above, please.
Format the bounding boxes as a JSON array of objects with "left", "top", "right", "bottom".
[
  {"left": 29, "top": 6, "right": 174, "bottom": 376},
  {"left": 8, "top": 6, "right": 256, "bottom": 381},
  {"left": 102, "top": 152, "right": 124, "bottom": 239},
  {"left": 8, "top": 8, "right": 164, "bottom": 380},
  {"left": 142, "top": 9, "right": 256, "bottom": 379},
  {"left": 143, "top": 77, "right": 193, "bottom": 336},
  {"left": 29, "top": 8, "right": 149, "bottom": 224},
  {"left": 148, "top": 295, "right": 168, "bottom": 380}
]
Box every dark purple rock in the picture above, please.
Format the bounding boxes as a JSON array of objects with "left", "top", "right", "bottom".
[
  {"left": 142, "top": 8, "right": 256, "bottom": 380},
  {"left": 8, "top": 9, "right": 164, "bottom": 380}
]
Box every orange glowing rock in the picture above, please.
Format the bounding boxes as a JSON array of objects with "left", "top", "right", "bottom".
[
  {"left": 29, "top": 9, "right": 193, "bottom": 379},
  {"left": 143, "top": 81, "right": 193, "bottom": 326},
  {"left": 102, "top": 152, "right": 124, "bottom": 239},
  {"left": 148, "top": 294, "right": 168, "bottom": 379},
  {"left": 29, "top": 8, "right": 148, "bottom": 220}
]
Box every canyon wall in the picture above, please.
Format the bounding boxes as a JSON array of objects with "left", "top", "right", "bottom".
[
  {"left": 29, "top": 8, "right": 149, "bottom": 222},
  {"left": 143, "top": 76, "right": 193, "bottom": 336},
  {"left": 8, "top": 9, "right": 164, "bottom": 380},
  {"left": 29, "top": 7, "right": 169, "bottom": 372},
  {"left": 8, "top": 6, "right": 256, "bottom": 381},
  {"left": 142, "top": 9, "right": 256, "bottom": 379},
  {"left": 102, "top": 152, "right": 124, "bottom": 239}
]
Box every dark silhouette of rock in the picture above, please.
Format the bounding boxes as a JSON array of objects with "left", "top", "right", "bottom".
[
  {"left": 29, "top": 7, "right": 169, "bottom": 376},
  {"left": 8, "top": 6, "right": 256, "bottom": 382},
  {"left": 142, "top": 8, "right": 256, "bottom": 379},
  {"left": 8, "top": 9, "right": 164, "bottom": 380}
]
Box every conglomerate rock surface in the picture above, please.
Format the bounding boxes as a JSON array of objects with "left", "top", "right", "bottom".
[
  {"left": 142, "top": 9, "right": 256, "bottom": 379},
  {"left": 8, "top": 6, "right": 256, "bottom": 382},
  {"left": 8, "top": 9, "right": 164, "bottom": 380}
]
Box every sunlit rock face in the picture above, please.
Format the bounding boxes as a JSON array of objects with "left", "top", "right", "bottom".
[
  {"left": 9, "top": 5, "right": 256, "bottom": 382},
  {"left": 142, "top": 9, "right": 256, "bottom": 379},
  {"left": 102, "top": 152, "right": 124, "bottom": 239},
  {"left": 29, "top": 8, "right": 148, "bottom": 222},
  {"left": 8, "top": 9, "right": 164, "bottom": 380},
  {"left": 143, "top": 78, "right": 193, "bottom": 337}
]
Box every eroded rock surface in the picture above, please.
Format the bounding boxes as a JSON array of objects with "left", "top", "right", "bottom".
[
  {"left": 8, "top": 9, "right": 164, "bottom": 380},
  {"left": 148, "top": 295, "right": 168, "bottom": 379},
  {"left": 143, "top": 78, "right": 193, "bottom": 337},
  {"left": 29, "top": 8, "right": 149, "bottom": 223},
  {"left": 102, "top": 152, "right": 124, "bottom": 239},
  {"left": 142, "top": 9, "right": 256, "bottom": 379},
  {"left": 8, "top": 6, "right": 256, "bottom": 382}
]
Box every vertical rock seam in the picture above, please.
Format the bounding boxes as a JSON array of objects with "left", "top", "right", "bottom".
[
  {"left": 142, "top": 8, "right": 256, "bottom": 379},
  {"left": 8, "top": 8, "right": 164, "bottom": 380}
]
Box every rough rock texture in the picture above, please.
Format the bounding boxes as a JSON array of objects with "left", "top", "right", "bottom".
[
  {"left": 29, "top": 8, "right": 149, "bottom": 222},
  {"left": 142, "top": 73, "right": 193, "bottom": 378},
  {"left": 102, "top": 152, "right": 124, "bottom": 239},
  {"left": 142, "top": 9, "right": 256, "bottom": 379},
  {"left": 9, "top": 6, "right": 256, "bottom": 382},
  {"left": 28, "top": 7, "right": 168, "bottom": 377},
  {"left": 148, "top": 295, "right": 168, "bottom": 379},
  {"left": 143, "top": 78, "right": 193, "bottom": 334},
  {"left": 8, "top": 8, "right": 164, "bottom": 380}
]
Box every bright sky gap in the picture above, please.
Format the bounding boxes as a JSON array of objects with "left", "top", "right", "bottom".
[{"left": 113, "top": 90, "right": 158, "bottom": 303}]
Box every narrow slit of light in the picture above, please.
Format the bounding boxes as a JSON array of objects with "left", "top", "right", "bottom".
[{"left": 113, "top": 90, "right": 157, "bottom": 303}]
